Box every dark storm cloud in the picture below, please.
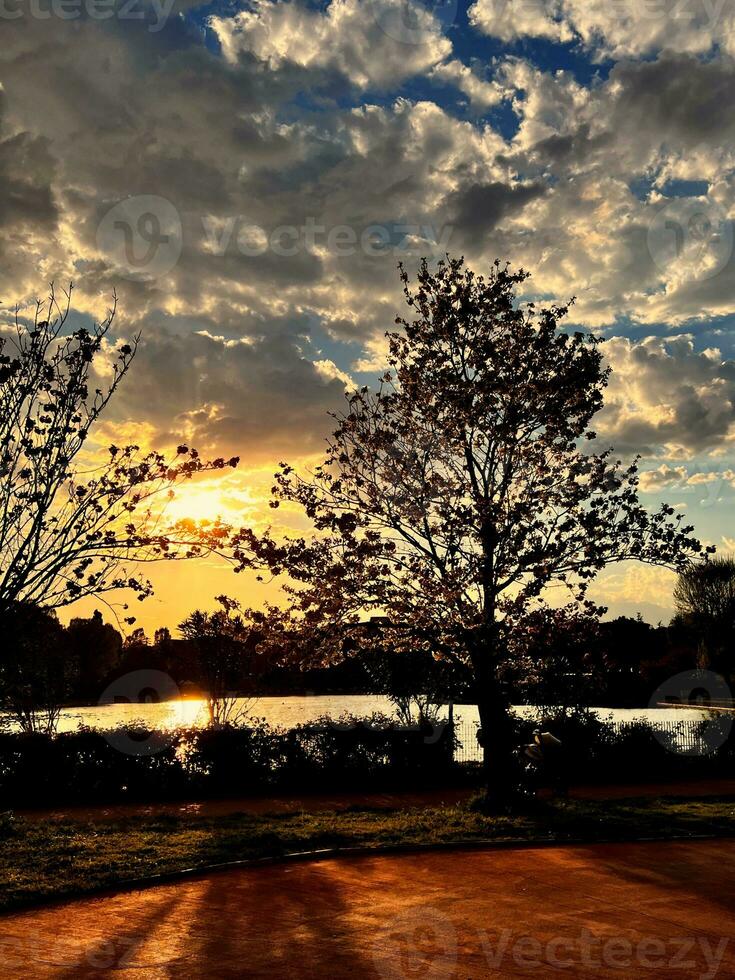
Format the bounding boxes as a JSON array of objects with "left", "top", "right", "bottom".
[
  {"left": 3, "top": 0, "right": 735, "bottom": 469},
  {"left": 610, "top": 53, "right": 735, "bottom": 144},
  {"left": 511, "top": 124, "right": 613, "bottom": 174},
  {"left": 0, "top": 134, "right": 57, "bottom": 232},
  {"left": 446, "top": 180, "right": 548, "bottom": 248},
  {"left": 107, "top": 324, "right": 347, "bottom": 460}
]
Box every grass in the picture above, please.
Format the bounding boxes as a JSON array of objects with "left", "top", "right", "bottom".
[{"left": 2, "top": 794, "right": 735, "bottom": 913}]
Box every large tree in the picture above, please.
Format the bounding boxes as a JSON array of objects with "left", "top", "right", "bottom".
[
  {"left": 673, "top": 555, "right": 735, "bottom": 677},
  {"left": 235, "top": 258, "right": 707, "bottom": 802},
  {"left": 66, "top": 610, "right": 123, "bottom": 700},
  {"left": 0, "top": 286, "right": 238, "bottom": 616}
]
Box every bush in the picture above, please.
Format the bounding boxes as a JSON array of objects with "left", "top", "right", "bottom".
[
  {"left": 0, "top": 809, "right": 17, "bottom": 839},
  {"left": 0, "top": 713, "right": 458, "bottom": 806},
  {"left": 1, "top": 711, "right": 730, "bottom": 807},
  {"left": 514, "top": 710, "right": 735, "bottom": 787}
]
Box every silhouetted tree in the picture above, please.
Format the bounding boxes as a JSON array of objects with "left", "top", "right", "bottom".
[
  {"left": 154, "top": 627, "right": 172, "bottom": 647},
  {"left": 0, "top": 285, "right": 238, "bottom": 616},
  {"left": 235, "top": 257, "right": 707, "bottom": 804},
  {"left": 179, "top": 596, "right": 262, "bottom": 726},
  {"left": 509, "top": 603, "right": 604, "bottom": 715},
  {"left": 674, "top": 555, "right": 735, "bottom": 677},
  {"left": 358, "top": 632, "right": 463, "bottom": 727},
  {"left": 123, "top": 627, "right": 149, "bottom": 649},
  {"left": 0, "top": 602, "right": 73, "bottom": 733},
  {"left": 66, "top": 609, "right": 122, "bottom": 700}
]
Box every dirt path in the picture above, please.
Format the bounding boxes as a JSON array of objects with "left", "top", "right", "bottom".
[
  {"left": 15, "top": 778, "right": 735, "bottom": 823},
  {"left": 1, "top": 839, "right": 734, "bottom": 977}
]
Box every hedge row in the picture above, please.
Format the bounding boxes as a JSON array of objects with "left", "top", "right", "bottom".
[
  {"left": 1, "top": 712, "right": 733, "bottom": 807},
  {"left": 0, "top": 713, "right": 458, "bottom": 806}
]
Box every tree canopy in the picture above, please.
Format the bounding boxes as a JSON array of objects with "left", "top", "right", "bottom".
[{"left": 234, "top": 256, "right": 708, "bottom": 798}]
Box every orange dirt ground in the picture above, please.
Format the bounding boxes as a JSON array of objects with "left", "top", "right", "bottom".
[{"left": 1, "top": 839, "right": 734, "bottom": 978}]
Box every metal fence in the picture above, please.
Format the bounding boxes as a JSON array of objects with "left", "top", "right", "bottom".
[
  {"left": 451, "top": 717, "right": 723, "bottom": 764},
  {"left": 454, "top": 720, "right": 482, "bottom": 764}
]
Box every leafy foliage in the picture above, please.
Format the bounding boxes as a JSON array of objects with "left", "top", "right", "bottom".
[
  {"left": 507, "top": 603, "right": 605, "bottom": 715},
  {"left": 178, "top": 596, "right": 264, "bottom": 725},
  {"left": 233, "top": 257, "right": 707, "bottom": 794},
  {"left": 0, "top": 602, "right": 73, "bottom": 734},
  {"left": 0, "top": 714, "right": 458, "bottom": 805}
]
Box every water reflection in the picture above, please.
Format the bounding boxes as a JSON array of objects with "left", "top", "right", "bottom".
[{"left": 11, "top": 695, "right": 712, "bottom": 735}]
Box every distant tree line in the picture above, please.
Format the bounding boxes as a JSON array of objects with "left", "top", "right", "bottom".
[{"left": 2, "top": 587, "right": 730, "bottom": 736}]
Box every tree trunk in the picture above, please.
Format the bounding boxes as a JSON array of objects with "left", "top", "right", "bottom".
[
  {"left": 476, "top": 681, "right": 518, "bottom": 807},
  {"left": 469, "top": 634, "right": 519, "bottom": 808}
]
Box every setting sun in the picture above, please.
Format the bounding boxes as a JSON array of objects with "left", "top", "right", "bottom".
[{"left": 163, "top": 475, "right": 260, "bottom": 527}]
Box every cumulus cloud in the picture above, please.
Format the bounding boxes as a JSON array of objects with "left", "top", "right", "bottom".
[
  {"left": 638, "top": 464, "right": 735, "bottom": 491},
  {"left": 211, "top": 0, "right": 452, "bottom": 89},
  {"left": 429, "top": 60, "right": 504, "bottom": 108},
  {"left": 599, "top": 335, "right": 735, "bottom": 457},
  {"left": 638, "top": 465, "right": 689, "bottom": 491},
  {"left": 450, "top": 53, "right": 735, "bottom": 328},
  {"left": 2, "top": 0, "right": 735, "bottom": 502},
  {"left": 445, "top": 180, "right": 548, "bottom": 248},
  {"left": 469, "top": 0, "right": 735, "bottom": 58},
  {"left": 0, "top": 131, "right": 59, "bottom": 281},
  {"left": 106, "top": 326, "right": 347, "bottom": 461},
  {"left": 469, "top": 0, "right": 574, "bottom": 44}
]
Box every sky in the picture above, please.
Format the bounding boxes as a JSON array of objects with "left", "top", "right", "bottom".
[{"left": 3, "top": 0, "right": 735, "bottom": 632}]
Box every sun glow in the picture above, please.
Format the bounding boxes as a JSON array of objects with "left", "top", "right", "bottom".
[
  {"left": 165, "top": 486, "right": 229, "bottom": 523},
  {"left": 164, "top": 476, "right": 261, "bottom": 527}
]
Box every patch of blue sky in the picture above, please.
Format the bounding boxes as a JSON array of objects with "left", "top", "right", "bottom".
[
  {"left": 184, "top": 0, "right": 611, "bottom": 110},
  {"left": 306, "top": 320, "right": 371, "bottom": 377},
  {"left": 593, "top": 311, "right": 735, "bottom": 354},
  {"left": 660, "top": 179, "right": 711, "bottom": 198},
  {"left": 629, "top": 177, "right": 711, "bottom": 203},
  {"left": 452, "top": 26, "right": 612, "bottom": 87}
]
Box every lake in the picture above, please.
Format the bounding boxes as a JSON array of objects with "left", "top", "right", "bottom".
[
  {"left": 45, "top": 695, "right": 712, "bottom": 734},
  {"left": 2, "top": 696, "right": 718, "bottom": 762}
]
